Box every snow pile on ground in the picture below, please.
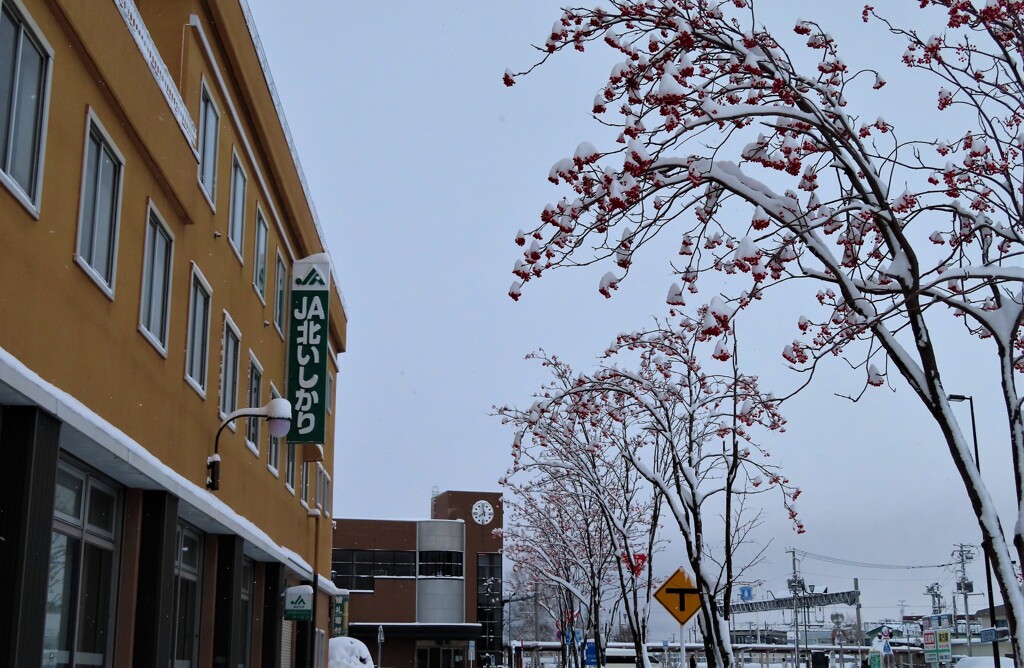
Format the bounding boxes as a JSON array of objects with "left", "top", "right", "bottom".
[{"left": 329, "top": 636, "right": 373, "bottom": 668}]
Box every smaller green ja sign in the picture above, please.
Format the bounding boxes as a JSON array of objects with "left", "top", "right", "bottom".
[{"left": 284, "top": 584, "right": 313, "bottom": 622}]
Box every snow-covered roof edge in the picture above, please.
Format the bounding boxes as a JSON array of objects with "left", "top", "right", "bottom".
[
  {"left": 236, "top": 0, "right": 348, "bottom": 317},
  {"left": 336, "top": 517, "right": 466, "bottom": 524},
  {"left": 0, "top": 345, "right": 340, "bottom": 597}
]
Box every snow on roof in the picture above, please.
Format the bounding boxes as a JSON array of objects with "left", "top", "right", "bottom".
[
  {"left": 0, "top": 345, "right": 340, "bottom": 596},
  {"left": 236, "top": 0, "right": 348, "bottom": 315}
]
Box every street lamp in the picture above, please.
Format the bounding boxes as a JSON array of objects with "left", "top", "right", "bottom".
[
  {"left": 207, "top": 397, "right": 291, "bottom": 490},
  {"left": 948, "top": 393, "right": 999, "bottom": 668}
]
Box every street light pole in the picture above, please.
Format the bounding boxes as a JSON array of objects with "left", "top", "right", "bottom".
[{"left": 949, "top": 394, "right": 1000, "bottom": 668}]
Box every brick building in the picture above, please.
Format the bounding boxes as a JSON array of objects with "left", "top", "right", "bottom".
[{"left": 333, "top": 491, "right": 504, "bottom": 668}]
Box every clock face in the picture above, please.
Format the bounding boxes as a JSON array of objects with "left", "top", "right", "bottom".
[{"left": 471, "top": 500, "right": 494, "bottom": 525}]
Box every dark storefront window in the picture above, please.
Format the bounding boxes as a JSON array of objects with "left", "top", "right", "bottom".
[
  {"left": 172, "top": 524, "right": 203, "bottom": 666},
  {"left": 43, "top": 461, "right": 120, "bottom": 668},
  {"left": 417, "top": 645, "right": 466, "bottom": 668},
  {"left": 418, "top": 551, "right": 463, "bottom": 578},
  {"left": 477, "top": 553, "right": 503, "bottom": 667},
  {"left": 332, "top": 549, "right": 416, "bottom": 591}
]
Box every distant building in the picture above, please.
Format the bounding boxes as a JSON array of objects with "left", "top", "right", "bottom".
[
  {"left": 332, "top": 491, "right": 504, "bottom": 668},
  {"left": 0, "top": 0, "right": 347, "bottom": 665}
]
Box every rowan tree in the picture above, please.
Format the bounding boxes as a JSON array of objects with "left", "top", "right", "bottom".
[
  {"left": 500, "top": 354, "right": 665, "bottom": 666},
  {"left": 502, "top": 479, "right": 621, "bottom": 668},
  {"left": 499, "top": 318, "right": 794, "bottom": 667},
  {"left": 506, "top": 0, "right": 1024, "bottom": 661}
]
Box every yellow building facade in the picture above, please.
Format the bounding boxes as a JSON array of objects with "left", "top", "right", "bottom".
[{"left": 0, "top": 0, "right": 347, "bottom": 665}]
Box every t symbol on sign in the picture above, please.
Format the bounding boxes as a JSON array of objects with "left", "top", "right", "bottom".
[{"left": 666, "top": 588, "right": 699, "bottom": 609}]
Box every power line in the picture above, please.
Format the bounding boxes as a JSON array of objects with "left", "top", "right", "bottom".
[{"left": 794, "top": 549, "right": 956, "bottom": 570}]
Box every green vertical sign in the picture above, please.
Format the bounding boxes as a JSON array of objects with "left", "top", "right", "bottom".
[
  {"left": 332, "top": 593, "right": 349, "bottom": 636},
  {"left": 288, "top": 254, "right": 331, "bottom": 444}
]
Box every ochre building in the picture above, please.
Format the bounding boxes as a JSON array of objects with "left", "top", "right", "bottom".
[{"left": 0, "top": 0, "right": 347, "bottom": 666}]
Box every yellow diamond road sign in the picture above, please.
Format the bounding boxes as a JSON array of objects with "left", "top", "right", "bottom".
[{"left": 654, "top": 568, "right": 702, "bottom": 626}]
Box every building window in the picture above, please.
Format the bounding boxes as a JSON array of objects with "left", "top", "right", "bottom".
[
  {"left": 418, "top": 551, "right": 463, "bottom": 578},
  {"left": 172, "top": 524, "right": 203, "bottom": 666},
  {"left": 220, "top": 314, "right": 241, "bottom": 420},
  {"left": 316, "top": 465, "right": 324, "bottom": 510},
  {"left": 245, "top": 353, "right": 262, "bottom": 453},
  {"left": 268, "top": 385, "right": 281, "bottom": 475},
  {"left": 0, "top": 0, "right": 51, "bottom": 208},
  {"left": 323, "top": 473, "right": 331, "bottom": 516},
  {"left": 253, "top": 209, "right": 268, "bottom": 300},
  {"left": 331, "top": 549, "right": 416, "bottom": 591},
  {"left": 185, "top": 265, "right": 212, "bottom": 395},
  {"left": 239, "top": 557, "right": 254, "bottom": 668},
  {"left": 198, "top": 83, "right": 219, "bottom": 204},
  {"left": 75, "top": 114, "right": 124, "bottom": 293},
  {"left": 44, "top": 461, "right": 120, "bottom": 668},
  {"left": 477, "top": 553, "right": 503, "bottom": 666},
  {"left": 300, "top": 461, "right": 310, "bottom": 505},
  {"left": 274, "top": 252, "right": 287, "bottom": 335},
  {"left": 285, "top": 441, "right": 296, "bottom": 493},
  {"left": 228, "top": 154, "right": 246, "bottom": 260},
  {"left": 139, "top": 203, "right": 173, "bottom": 352},
  {"left": 326, "top": 372, "right": 334, "bottom": 414}
]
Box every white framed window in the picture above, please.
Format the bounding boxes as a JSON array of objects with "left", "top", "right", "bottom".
[
  {"left": 326, "top": 372, "right": 334, "bottom": 414},
  {"left": 300, "top": 461, "right": 309, "bottom": 508},
  {"left": 227, "top": 152, "right": 245, "bottom": 261},
  {"left": 324, "top": 472, "right": 331, "bottom": 517},
  {"left": 268, "top": 384, "right": 281, "bottom": 476},
  {"left": 315, "top": 464, "right": 324, "bottom": 510},
  {"left": 184, "top": 264, "right": 212, "bottom": 397},
  {"left": 75, "top": 111, "right": 125, "bottom": 295},
  {"left": 139, "top": 201, "right": 173, "bottom": 354},
  {"left": 219, "top": 312, "right": 241, "bottom": 423},
  {"left": 253, "top": 208, "right": 268, "bottom": 301},
  {"left": 197, "top": 81, "right": 219, "bottom": 207},
  {"left": 273, "top": 251, "right": 287, "bottom": 337},
  {"left": 0, "top": 0, "right": 53, "bottom": 213},
  {"left": 245, "top": 352, "right": 262, "bottom": 455},
  {"left": 285, "top": 441, "right": 296, "bottom": 494}
]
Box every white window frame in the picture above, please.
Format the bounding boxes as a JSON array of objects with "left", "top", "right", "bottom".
[
  {"left": 227, "top": 150, "right": 246, "bottom": 263},
  {"left": 184, "top": 263, "right": 212, "bottom": 398},
  {"left": 267, "top": 383, "right": 281, "bottom": 477},
  {"left": 252, "top": 206, "right": 268, "bottom": 303},
  {"left": 197, "top": 79, "right": 219, "bottom": 210},
  {"left": 138, "top": 200, "right": 174, "bottom": 356},
  {"left": 273, "top": 251, "right": 287, "bottom": 339},
  {"left": 219, "top": 311, "right": 241, "bottom": 427},
  {"left": 326, "top": 372, "right": 334, "bottom": 414},
  {"left": 245, "top": 351, "right": 262, "bottom": 457},
  {"left": 0, "top": 0, "right": 53, "bottom": 217},
  {"left": 74, "top": 109, "right": 125, "bottom": 297},
  {"left": 315, "top": 464, "right": 324, "bottom": 510},
  {"left": 284, "top": 441, "right": 296, "bottom": 495},
  {"left": 299, "top": 461, "right": 309, "bottom": 509},
  {"left": 324, "top": 471, "right": 331, "bottom": 517}
]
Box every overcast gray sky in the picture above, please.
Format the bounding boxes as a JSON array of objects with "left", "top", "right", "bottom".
[{"left": 246, "top": 0, "right": 1016, "bottom": 636}]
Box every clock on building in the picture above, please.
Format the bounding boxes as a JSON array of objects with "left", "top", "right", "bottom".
[{"left": 471, "top": 499, "right": 494, "bottom": 525}]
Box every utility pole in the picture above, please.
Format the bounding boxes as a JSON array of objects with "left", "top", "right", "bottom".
[
  {"left": 925, "top": 583, "right": 944, "bottom": 615},
  {"left": 953, "top": 544, "right": 976, "bottom": 656},
  {"left": 788, "top": 549, "right": 805, "bottom": 668}
]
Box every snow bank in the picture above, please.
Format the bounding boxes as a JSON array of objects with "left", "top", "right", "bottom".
[{"left": 329, "top": 636, "right": 373, "bottom": 668}]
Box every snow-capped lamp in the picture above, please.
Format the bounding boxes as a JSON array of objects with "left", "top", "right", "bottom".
[{"left": 207, "top": 397, "right": 292, "bottom": 490}]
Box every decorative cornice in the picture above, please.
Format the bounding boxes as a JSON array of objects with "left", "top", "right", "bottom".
[{"left": 113, "top": 0, "right": 197, "bottom": 147}]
